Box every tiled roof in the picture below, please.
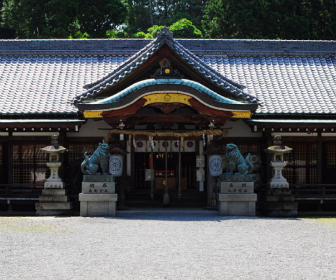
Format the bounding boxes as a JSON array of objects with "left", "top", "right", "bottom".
[
  {"left": 0, "top": 37, "right": 335, "bottom": 116},
  {"left": 74, "top": 28, "right": 256, "bottom": 104}
]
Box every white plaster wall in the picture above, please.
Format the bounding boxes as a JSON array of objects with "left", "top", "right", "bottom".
[
  {"left": 67, "top": 119, "right": 112, "bottom": 138},
  {"left": 223, "top": 120, "right": 262, "bottom": 138}
]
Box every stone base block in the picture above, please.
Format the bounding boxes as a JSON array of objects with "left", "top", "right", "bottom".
[
  {"left": 36, "top": 188, "right": 72, "bottom": 216},
  {"left": 221, "top": 182, "right": 254, "bottom": 194},
  {"left": 268, "top": 182, "right": 289, "bottom": 189},
  {"left": 82, "top": 182, "right": 115, "bottom": 194},
  {"left": 79, "top": 193, "right": 118, "bottom": 217},
  {"left": 218, "top": 193, "right": 257, "bottom": 216},
  {"left": 42, "top": 189, "right": 68, "bottom": 196},
  {"left": 44, "top": 182, "right": 64, "bottom": 189},
  {"left": 263, "top": 188, "right": 298, "bottom": 217}
]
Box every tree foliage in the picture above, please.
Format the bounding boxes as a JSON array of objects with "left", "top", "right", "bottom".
[
  {"left": 133, "top": 18, "right": 202, "bottom": 39},
  {"left": 1, "top": 0, "right": 336, "bottom": 39},
  {"left": 1, "top": 0, "right": 127, "bottom": 38},
  {"left": 203, "top": 0, "right": 336, "bottom": 40}
]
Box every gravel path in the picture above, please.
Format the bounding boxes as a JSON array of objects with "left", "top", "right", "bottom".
[{"left": 1, "top": 213, "right": 336, "bottom": 280}]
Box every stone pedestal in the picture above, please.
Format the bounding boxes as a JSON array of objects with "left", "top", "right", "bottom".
[
  {"left": 263, "top": 188, "right": 298, "bottom": 217},
  {"left": 218, "top": 181, "right": 257, "bottom": 216},
  {"left": 79, "top": 175, "right": 117, "bottom": 217},
  {"left": 36, "top": 189, "right": 73, "bottom": 216}
]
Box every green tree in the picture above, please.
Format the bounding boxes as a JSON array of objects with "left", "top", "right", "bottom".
[
  {"left": 203, "top": 0, "right": 336, "bottom": 40},
  {"left": 133, "top": 18, "right": 202, "bottom": 38},
  {"left": 1, "top": 0, "right": 127, "bottom": 38},
  {"left": 77, "top": 0, "right": 127, "bottom": 38}
]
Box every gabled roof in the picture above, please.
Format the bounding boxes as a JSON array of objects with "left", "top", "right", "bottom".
[
  {"left": 74, "top": 28, "right": 258, "bottom": 105},
  {"left": 0, "top": 37, "right": 335, "bottom": 117}
]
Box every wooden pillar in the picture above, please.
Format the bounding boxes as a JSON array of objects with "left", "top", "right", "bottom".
[
  {"left": 59, "top": 132, "right": 67, "bottom": 181},
  {"left": 7, "top": 132, "right": 13, "bottom": 194},
  {"left": 317, "top": 132, "right": 323, "bottom": 184}
]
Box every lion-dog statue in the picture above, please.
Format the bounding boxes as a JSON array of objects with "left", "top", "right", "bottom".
[
  {"left": 81, "top": 140, "right": 110, "bottom": 175},
  {"left": 225, "top": 143, "right": 253, "bottom": 175}
]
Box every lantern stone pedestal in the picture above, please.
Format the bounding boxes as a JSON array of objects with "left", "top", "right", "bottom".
[
  {"left": 263, "top": 136, "right": 298, "bottom": 217},
  {"left": 79, "top": 175, "right": 117, "bottom": 217},
  {"left": 36, "top": 136, "right": 72, "bottom": 216},
  {"left": 218, "top": 175, "right": 257, "bottom": 216}
]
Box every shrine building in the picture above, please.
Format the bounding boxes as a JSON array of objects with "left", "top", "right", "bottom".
[{"left": 1, "top": 29, "right": 336, "bottom": 214}]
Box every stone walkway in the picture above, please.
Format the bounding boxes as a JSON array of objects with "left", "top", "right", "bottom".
[{"left": 1, "top": 213, "right": 336, "bottom": 279}]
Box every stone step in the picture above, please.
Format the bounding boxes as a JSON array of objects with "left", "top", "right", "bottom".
[
  {"left": 39, "top": 195, "right": 69, "bottom": 202},
  {"left": 263, "top": 202, "right": 298, "bottom": 211},
  {"left": 265, "top": 189, "right": 292, "bottom": 196},
  {"left": 35, "top": 202, "right": 73, "bottom": 210},
  {"left": 42, "top": 189, "right": 68, "bottom": 196},
  {"left": 264, "top": 195, "right": 294, "bottom": 203},
  {"left": 36, "top": 209, "right": 72, "bottom": 216},
  {"left": 263, "top": 209, "right": 298, "bottom": 217}
]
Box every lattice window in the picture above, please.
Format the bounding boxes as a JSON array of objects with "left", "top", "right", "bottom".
[
  {"left": 68, "top": 143, "right": 98, "bottom": 162},
  {"left": 326, "top": 143, "right": 336, "bottom": 167},
  {"left": 13, "top": 143, "right": 49, "bottom": 185},
  {"left": 236, "top": 144, "right": 261, "bottom": 155},
  {"left": 283, "top": 143, "right": 317, "bottom": 184}
]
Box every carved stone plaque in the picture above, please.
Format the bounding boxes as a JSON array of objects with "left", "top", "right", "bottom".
[
  {"left": 44, "top": 182, "right": 64, "bottom": 189},
  {"left": 82, "top": 182, "right": 115, "bottom": 194},
  {"left": 220, "top": 182, "right": 254, "bottom": 194}
]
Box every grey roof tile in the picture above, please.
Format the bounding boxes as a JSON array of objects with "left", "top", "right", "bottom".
[{"left": 0, "top": 38, "right": 335, "bottom": 116}]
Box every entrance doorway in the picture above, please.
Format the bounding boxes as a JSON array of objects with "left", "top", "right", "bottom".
[
  {"left": 134, "top": 152, "right": 196, "bottom": 190},
  {"left": 128, "top": 152, "right": 205, "bottom": 207}
]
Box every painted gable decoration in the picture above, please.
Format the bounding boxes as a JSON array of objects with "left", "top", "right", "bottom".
[{"left": 74, "top": 27, "right": 258, "bottom": 107}]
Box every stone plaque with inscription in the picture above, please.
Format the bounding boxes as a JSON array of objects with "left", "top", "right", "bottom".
[
  {"left": 44, "top": 182, "right": 64, "bottom": 189},
  {"left": 220, "top": 182, "right": 254, "bottom": 194},
  {"left": 82, "top": 182, "right": 115, "bottom": 194}
]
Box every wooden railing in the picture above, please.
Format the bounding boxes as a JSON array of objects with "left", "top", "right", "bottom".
[{"left": 0, "top": 184, "right": 44, "bottom": 195}]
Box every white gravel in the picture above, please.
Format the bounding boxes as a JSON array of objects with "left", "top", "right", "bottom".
[{"left": 1, "top": 212, "right": 336, "bottom": 280}]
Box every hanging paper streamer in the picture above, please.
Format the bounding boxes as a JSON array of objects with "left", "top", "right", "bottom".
[
  {"left": 151, "top": 136, "right": 155, "bottom": 150},
  {"left": 133, "top": 135, "right": 136, "bottom": 148},
  {"left": 202, "top": 134, "right": 206, "bottom": 146}
]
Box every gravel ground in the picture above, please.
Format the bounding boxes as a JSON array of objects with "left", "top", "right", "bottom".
[{"left": 1, "top": 212, "right": 336, "bottom": 280}]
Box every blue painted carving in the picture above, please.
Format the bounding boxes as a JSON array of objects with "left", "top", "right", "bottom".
[
  {"left": 81, "top": 140, "right": 110, "bottom": 175},
  {"left": 91, "top": 78, "right": 245, "bottom": 106}
]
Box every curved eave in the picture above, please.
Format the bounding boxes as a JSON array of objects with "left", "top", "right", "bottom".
[{"left": 77, "top": 79, "right": 258, "bottom": 113}]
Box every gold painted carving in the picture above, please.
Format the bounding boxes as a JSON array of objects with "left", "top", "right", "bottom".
[
  {"left": 232, "top": 111, "right": 252, "bottom": 119},
  {"left": 83, "top": 111, "right": 103, "bottom": 118},
  {"left": 143, "top": 94, "right": 192, "bottom": 106}
]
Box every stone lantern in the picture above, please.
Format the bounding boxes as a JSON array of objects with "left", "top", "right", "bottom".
[
  {"left": 40, "top": 135, "right": 67, "bottom": 188},
  {"left": 263, "top": 135, "right": 297, "bottom": 217},
  {"left": 36, "top": 135, "right": 72, "bottom": 216},
  {"left": 264, "top": 135, "right": 292, "bottom": 189}
]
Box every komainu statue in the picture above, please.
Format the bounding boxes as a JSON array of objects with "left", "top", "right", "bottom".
[
  {"left": 225, "top": 143, "right": 253, "bottom": 175},
  {"left": 81, "top": 140, "right": 110, "bottom": 175}
]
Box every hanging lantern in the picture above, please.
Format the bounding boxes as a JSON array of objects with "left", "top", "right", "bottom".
[
  {"left": 109, "top": 154, "right": 123, "bottom": 177},
  {"left": 208, "top": 155, "right": 224, "bottom": 177}
]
